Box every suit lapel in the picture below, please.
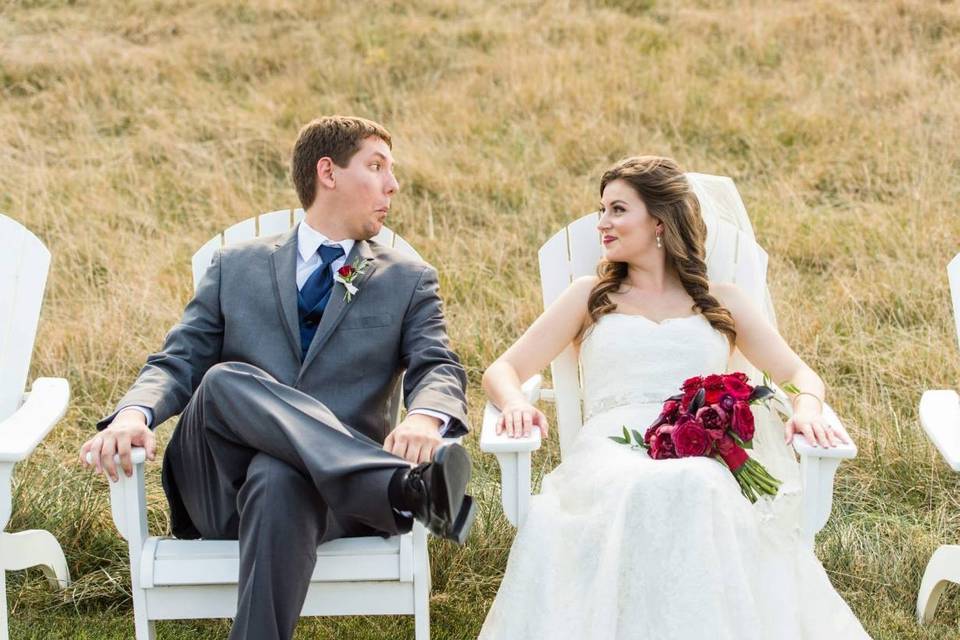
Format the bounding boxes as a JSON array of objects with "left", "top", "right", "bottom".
[
  {"left": 300, "top": 239, "right": 377, "bottom": 372},
  {"left": 269, "top": 225, "right": 302, "bottom": 362}
]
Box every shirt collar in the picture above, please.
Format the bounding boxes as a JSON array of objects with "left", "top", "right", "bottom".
[{"left": 297, "top": 221, "right": 356, "bottom": 262}]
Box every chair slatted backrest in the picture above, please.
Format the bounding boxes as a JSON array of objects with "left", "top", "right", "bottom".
[
  {"left": 949, "top": 252, "right": 960, "bottom": 352},
  {"left": 191, "top": 209, "right": 421, "bottom": 424},
  {"left": 539, "top": 174, "right": 776, "bottom": 456},
  {"left": 192, "top": 208, "right": 421, "bottom": 289},
  {"left": 0, "top": 214, "right": 52, "bottom": 421}
]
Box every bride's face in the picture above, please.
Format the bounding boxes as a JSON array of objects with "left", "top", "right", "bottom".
[{"left": 597, "top": 179, "right": 662, "bottom": 262}]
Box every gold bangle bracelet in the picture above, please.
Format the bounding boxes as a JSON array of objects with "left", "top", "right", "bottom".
[{"left": 791, "top": 391, "right": 824, "bottom": 411}]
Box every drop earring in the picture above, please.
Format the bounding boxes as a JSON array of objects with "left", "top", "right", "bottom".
[{"left": 656, "top": 234, "right": 663, "bottom": 249}]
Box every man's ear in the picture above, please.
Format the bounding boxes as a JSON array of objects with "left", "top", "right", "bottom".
[{"left": 316, "top": 157, "right": 336, "bottom": 190}]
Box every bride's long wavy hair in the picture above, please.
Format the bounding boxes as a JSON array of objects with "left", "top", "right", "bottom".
[{"left": 579, "top": 156, "right": 737, "bottom": 345}]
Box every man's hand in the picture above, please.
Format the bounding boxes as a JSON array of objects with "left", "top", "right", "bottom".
[
  {"left": 383, "top": 413, "right": 443, "bottom": 465},
  {"left": 79, "top": 409, "right": 157, "bottom": 481}
]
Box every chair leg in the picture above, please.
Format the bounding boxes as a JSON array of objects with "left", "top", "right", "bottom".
[
  {"left": 0, "top": 530, "right": 70, "bottom": 589},
  {"left": 918, "top": 544, "right": 960, "bottom": 624},
  {"left": 131, "top": 580, "right": 155, "bottom": 640},
  {"left": 1, "top": 568, "right": 8, "bottom": 640},
  {"left": 414, "top": 578, "right": 430, "bottom": 640},
  {"left": 413, "top": 527, "right": 430, "bottom": 640}
]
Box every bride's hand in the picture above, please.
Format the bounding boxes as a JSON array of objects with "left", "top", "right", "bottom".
[
  {"left": 497, "top": 401, "right": 550, "bottom": 439},
  {"left": 784, "top": 411, "right": 850, "bottom": 448}
]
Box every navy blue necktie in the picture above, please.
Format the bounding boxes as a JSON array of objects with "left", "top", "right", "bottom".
[{"left": 298, "top": 244, "right": 345, "bottom": 360}]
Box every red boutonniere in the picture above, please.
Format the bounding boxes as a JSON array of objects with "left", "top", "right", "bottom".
[{"left": 333, "top": 257, "right": 370, "bottom": 302}]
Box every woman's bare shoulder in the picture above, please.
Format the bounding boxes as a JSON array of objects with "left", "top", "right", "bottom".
[
  {"left": 710, "top": 281, "right": 747, "bottom": 307},
  {"left": 566, "top": 275, "right": 598, "bottom": 303}
]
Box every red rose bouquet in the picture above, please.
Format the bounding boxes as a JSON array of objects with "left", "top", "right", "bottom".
[{"left": 610, "top": 372, "right": 782, "bottom": 503}]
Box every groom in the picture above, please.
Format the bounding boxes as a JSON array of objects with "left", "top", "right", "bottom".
[{"left": 79, "top": 116, "right": 475, "bottom": 640}]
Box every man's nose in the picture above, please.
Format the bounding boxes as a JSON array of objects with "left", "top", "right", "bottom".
[{"left": 385, "top": 173, "right": 399, "bottom": 195}]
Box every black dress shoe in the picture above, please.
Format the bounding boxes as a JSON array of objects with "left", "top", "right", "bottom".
[{"left": 398, "top": 443, "right": 476, "bottom": 544}]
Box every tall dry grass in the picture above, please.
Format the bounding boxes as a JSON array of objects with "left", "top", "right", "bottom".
[{"left": 2, "top": 0, "right": 960, "bottom": 637}]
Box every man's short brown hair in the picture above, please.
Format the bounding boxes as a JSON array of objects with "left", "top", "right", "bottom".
[{"left": 291, "top": 116, "right": 393, "bottom": 209}]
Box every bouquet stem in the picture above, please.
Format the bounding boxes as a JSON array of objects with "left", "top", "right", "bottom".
[{"left": 730, "top": 457, "right": 782, "bottom": 502}]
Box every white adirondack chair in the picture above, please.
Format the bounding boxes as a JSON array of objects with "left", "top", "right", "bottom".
[
  {"left": 480, "top": 173, "right": 858, "bottom": 550},
  {"left": 100, "top": 209, "right": 445, "bottom": 639},
  {"left": 0, "top": 214, "right": 71, "bottom": 640},
  {"left": 916, "top": 251, "right": 960, "bottom": 624}
]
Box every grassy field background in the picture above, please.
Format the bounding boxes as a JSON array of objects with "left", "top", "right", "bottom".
[{"left": 3, "top": 0, "right": 960, "bottom": 638}]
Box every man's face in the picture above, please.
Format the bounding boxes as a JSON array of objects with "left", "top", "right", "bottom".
[{"left": 331, "top": 136, "right": 399, "bottom": 240}]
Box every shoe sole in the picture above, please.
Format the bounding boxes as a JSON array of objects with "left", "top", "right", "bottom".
[
  {"left": 447, "top": 495, "right": 476, "bottom": 545},
  {"left": 431, "top": 443, "right": 474, "bottom": 544},
  {"left": 433, "top": 443, "right": 471, "bottom": 520}
]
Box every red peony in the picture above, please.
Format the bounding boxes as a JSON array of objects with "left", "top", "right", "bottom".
[
  {"left": 672, "top": 415, "right": 711, "bottom": 457},
  {"left": 337, "top": 265, "right": 354, "bottom": 278},
  {"left": 731, "top": 401, "right": 755, "bottom": 442},
  {"left": 702, "top": 374, "right": 726, "bottom": 404},
  {"left": 696, "top": 404, "right": 727, "bottom": 442},
  {"left": 648, "top": 399, "right": 680, "bottom": 432},
  {"left": 723, "top": 374, "right": 752, "bottom": 401},
  {"left": 649, "top": 426, "right": 677, "bottom": 460}
]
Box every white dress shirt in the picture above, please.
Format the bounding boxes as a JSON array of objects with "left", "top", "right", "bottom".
[{"left": 126, "top": 221, "right": 451, "bottom": 435}]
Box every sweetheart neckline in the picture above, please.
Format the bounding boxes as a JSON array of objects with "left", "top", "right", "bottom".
[{"left": 605, "top": 312, "right": 704, "bottom": 327}]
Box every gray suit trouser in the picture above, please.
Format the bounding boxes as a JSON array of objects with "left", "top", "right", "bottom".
[{"left": 161, "top": 361, "right": 412, "bottom": 640}]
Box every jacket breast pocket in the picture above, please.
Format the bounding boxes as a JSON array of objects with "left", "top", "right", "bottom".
[{"left": 340, "top": 313, "right": 394, "bottom": 330}]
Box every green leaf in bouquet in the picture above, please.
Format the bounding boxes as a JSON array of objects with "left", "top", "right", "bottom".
[
  {"left": 609, "top": 436, "right": 629, "bottom": 444},
  {"left": 781, "top": 381, "right": 802, "bottom": 395},
  {"left": 631, "top": 429, "right": 644, "bottom": 445},
  {"left": 730, "top": 433, "right": 754, "bottom": 450}
]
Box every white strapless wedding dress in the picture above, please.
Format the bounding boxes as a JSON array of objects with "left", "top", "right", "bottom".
[{"left": 479, "top": 313, "right": 870, "bottom": 640}]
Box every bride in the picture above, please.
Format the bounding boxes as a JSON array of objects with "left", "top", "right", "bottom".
[{"left": 479, "top": 156, "right": 870, "bottom": 639}]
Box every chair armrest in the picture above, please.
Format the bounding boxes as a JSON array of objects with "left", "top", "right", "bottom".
[
  {"left": 479, "top": 376, "right": 544, "bottom": 527},
  {"left": 791, "top": 401, "right": 858, "bottom": 460},
  {"left": 0, "top": 377, "right": 70, "bottom": 462},
  {"left": 85, "top": 448, "right": 148, "bottom": 466},
  {"left": 479, "top": 375, "right": 544, "bottom": 454},
  {"left": 85, "top": 447, "right": 148, "bottom": 543},
  {"left": 787, "top": 401, "right": 857, "bottom": 547},
  {"left": 919, "top": 390, "right": 960, "bottom": 471}
]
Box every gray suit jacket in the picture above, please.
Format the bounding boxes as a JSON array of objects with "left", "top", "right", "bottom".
[{"left": 98, "top": 224, "right": 468, "bottom": 441}]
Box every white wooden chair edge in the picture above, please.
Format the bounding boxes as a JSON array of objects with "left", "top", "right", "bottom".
[
  {"left": 0, "top": 378, "right": 70, "bottom": 463},
  {"left": 915, "top": 254, "right": 960, "bottom": 623}
]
